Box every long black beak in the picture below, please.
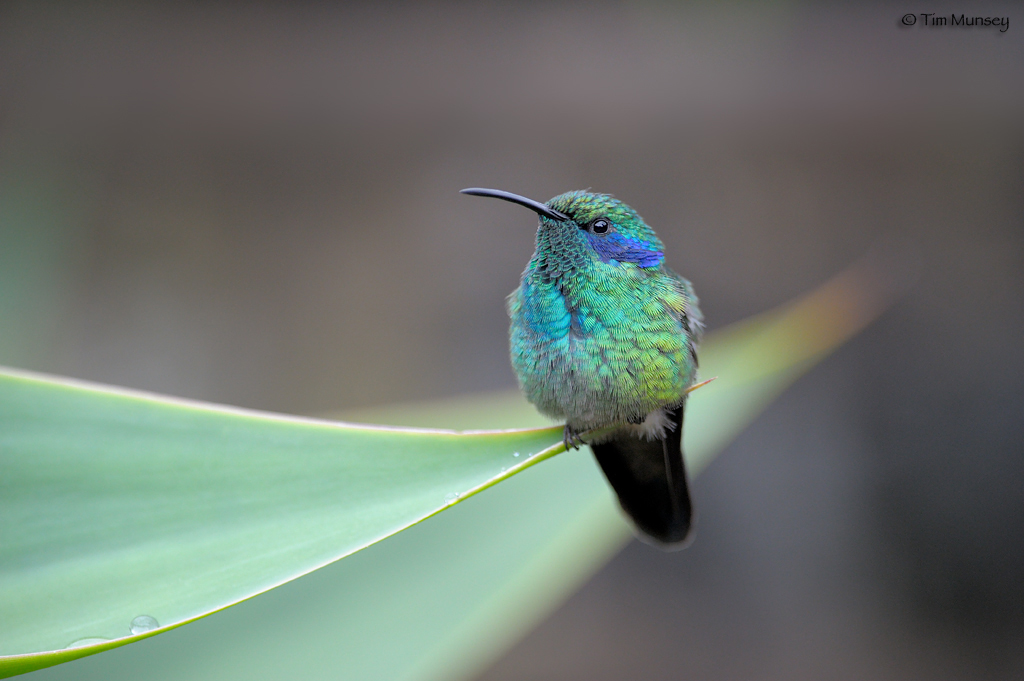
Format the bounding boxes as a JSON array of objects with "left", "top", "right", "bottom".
[{"left": 460, "top": 188, "right": 569, "bottom": 222}]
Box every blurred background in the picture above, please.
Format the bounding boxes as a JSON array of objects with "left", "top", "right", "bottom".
[{"left": 1, "top": 2, "right": 1021, "bottom": 679}]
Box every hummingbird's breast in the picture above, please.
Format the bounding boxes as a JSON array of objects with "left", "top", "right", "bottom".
[{"left": 508, "top": 264, "right": 697, "bottom": 431}]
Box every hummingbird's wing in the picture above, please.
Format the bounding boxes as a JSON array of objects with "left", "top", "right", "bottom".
[
  {"left": 663, "top": 268, "right": 705, "bottom": 344},
  {"left": 590, "top": 404, "right": 694, "bottom": 548}
]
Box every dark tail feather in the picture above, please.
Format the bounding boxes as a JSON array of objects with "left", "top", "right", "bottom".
[{"left": 590, "top": 404, "right": 694, "bottom": 548}]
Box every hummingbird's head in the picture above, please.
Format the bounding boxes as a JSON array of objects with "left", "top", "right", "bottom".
[
  {"left": 461, "top": 188, "right": 665, "bottom": 270},
  {"left": 546, "top": 190, "right": 664, "bottom": 268}
]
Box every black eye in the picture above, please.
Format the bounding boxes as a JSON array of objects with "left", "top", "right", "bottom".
[{"left": 591, "top": 219, "right": 609, "bottom": 234}]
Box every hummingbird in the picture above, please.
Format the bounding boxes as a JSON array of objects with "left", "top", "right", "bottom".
[{"left": 462, "top": 187, "right": 704, "bottom": 547}]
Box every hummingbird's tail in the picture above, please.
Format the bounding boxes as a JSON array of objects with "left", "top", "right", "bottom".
[{"left": 590, "top": 403, "right": 694, "bottom": 548}]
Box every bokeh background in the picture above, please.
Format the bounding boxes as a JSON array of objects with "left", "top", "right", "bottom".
[{"left": 2, "top": 2, "right": 1022, "bottom": 679}]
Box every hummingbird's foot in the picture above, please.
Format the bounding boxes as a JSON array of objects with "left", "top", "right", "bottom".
[{"left": 563, "top": 425, "right": 586, "bottom": 451}]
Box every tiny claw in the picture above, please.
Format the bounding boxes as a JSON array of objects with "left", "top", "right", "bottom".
[{"left": 563, "top": 425, "right": 585, "bottom": 451}]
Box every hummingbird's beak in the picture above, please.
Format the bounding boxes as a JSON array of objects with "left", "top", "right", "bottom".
[{"left": 460, "top": 188, "right": 570, "bottom": 222}]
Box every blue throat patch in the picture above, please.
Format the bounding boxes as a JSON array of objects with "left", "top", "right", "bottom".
[{"left": 586, "top": 232, "right": 664, "bottom": 268}]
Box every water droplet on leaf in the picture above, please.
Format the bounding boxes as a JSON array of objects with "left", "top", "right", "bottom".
[
  {"left": 444, "top": 492, "right": 459, "bottom": 505},
  {"left": 67, "top": 637, "right": 109, "bottom": 649},
  {"left": 130, "top": 615, "right": 159, "bottom": 634}
]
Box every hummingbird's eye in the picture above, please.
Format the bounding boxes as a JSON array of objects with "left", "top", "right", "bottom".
[{"left": 591, "top": 219, "right": 609, "bottom": 234}]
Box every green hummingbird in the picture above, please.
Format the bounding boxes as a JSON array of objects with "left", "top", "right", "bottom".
[{"left": 462, "top": 187, "right": 704, "bottom": 547}]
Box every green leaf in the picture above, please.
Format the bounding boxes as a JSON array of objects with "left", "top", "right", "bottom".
[
  {"left": 1, "top": 262, "right": 891, "bottom": 679},
  {"left": 0, "top": 379, "right": 565, "bottom": 676}
]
